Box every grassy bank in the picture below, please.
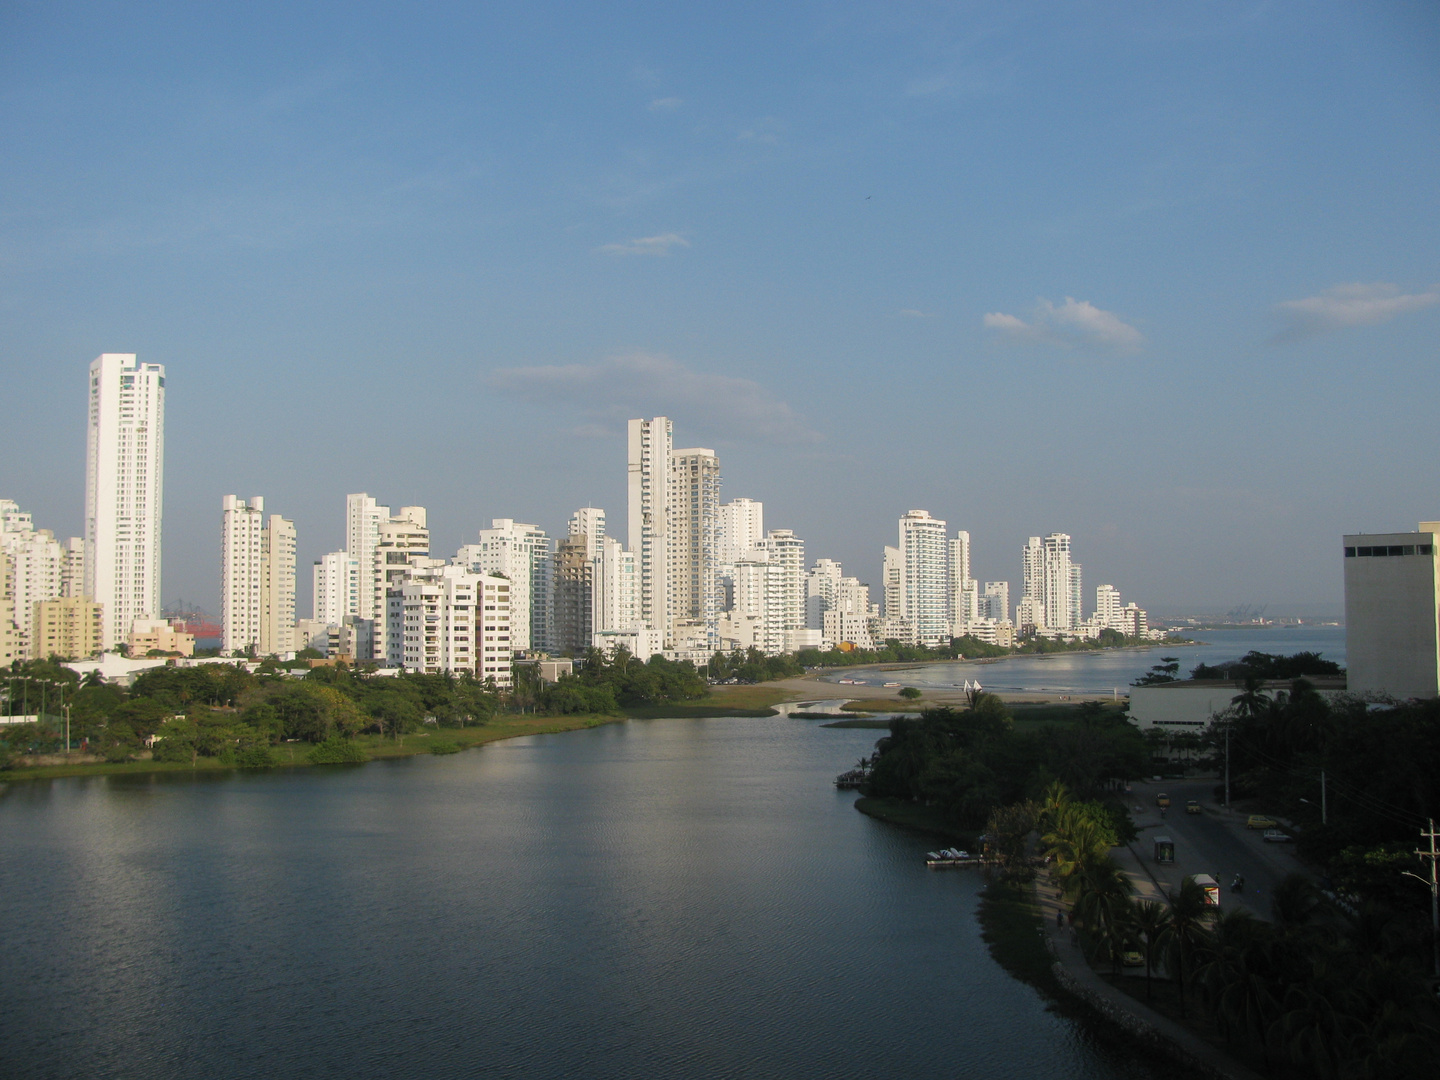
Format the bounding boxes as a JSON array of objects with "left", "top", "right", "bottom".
[{"left": 852, "top": 795, "right": 965, "bottom": 840}]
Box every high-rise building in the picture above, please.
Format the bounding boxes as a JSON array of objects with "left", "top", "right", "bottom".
[
  {"left": 346, "top": 493, "right": 390, "bottom": 621},
  {"left": 86, "top": 354, "right": 165, "bottom": 649},
  {"left": 718, "top": 498, "right": 763, "bottom": 561},
  {"left": 950, "top": 530, "right": 979, "bottom": 632},
  {"left": 399, "top": 564, "right": 512, "bottom": 684},
  {"left": 1020, "top": 533, "right": 1079, "bottom": 631},
  {"left": 628, "top": 417, "right": 672, "bottom": 641},
  {"left": 220, "top": 496, "right": 295, "bottom": 656},
  {"left": 457, "top": 519, "right": 551, "bottom": 653},
  {"left": 1095, "top": 584, "right": 1122, "bottom": 628},
  {"left": 374, "top": 507, "right": 430, "bottom": 665},
  {"left": 0, "top": 550, "right": 17, "bottom": 666},
  {"left": 898, "top": 510, "right": 950, "bottom": 646},
  {"left": 552, "top": 533, "right": 594, "bottom": 656},
  {"left": 1021, "top": 537, "right": 1044, "bottom": 628},
  {"left": 313, "top": 551, "right": 362, "bottom": 625},
  {"left": 806, "top": 558, "right": 844, "bottom": 630},
  {"left": 33, "top": 598, "right": 104, "bottom": 661},
  {"left": 568, "top": 507, "right": 606, "bottom": 557},
  {"left": 0, "top": 502, "right": 75, "bottom": 660},
  {"left": 592, "top": 537, "right": 639, "bottom": 638},
  {"left": 982, "top": 582, "right": 1010, "bottom": 624},
  {"left": 882, "top": 546, "right": 902, "bottom": 619},
  {"left": 1344, "top": 524, "right": 1440, "bottom": 699},
  {"left": 668, "top": 446, "right": 721, "bottom": 648},
  {"left": 221, "top": 496, "right": 265, "bottom": 654}
]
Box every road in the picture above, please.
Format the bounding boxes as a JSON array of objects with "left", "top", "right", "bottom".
[{"left": 1118, "top": 776, "right": 1310, "bottom": 919}]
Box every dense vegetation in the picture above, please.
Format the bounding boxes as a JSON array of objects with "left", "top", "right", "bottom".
[
  {"left": 1003, "top": 780, "right": 1440, "bottom": 1078},
  {"left": 1135, "top": 649, "right": 1344, "bottom": 686},
  {"left": 862, "top": 695, "right": 1147, "bottom": 830},
  {"left": 0, "top": 648, "right": 710, "bottom": 767}
]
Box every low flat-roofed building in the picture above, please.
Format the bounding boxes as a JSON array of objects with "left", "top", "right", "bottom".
[
  {"left": 128, "top": 617, "right": 195, "bottom": 657},
  {"left": 1129, "top": 677, "right": 1349, "bottom": 733},
  {"left": 1344, "top": 524, "right": 1440, "bottom": 699}
]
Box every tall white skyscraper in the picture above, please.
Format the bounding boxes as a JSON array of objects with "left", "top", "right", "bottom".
[
  {"left": 950, "top": 530, "right": 979, "bottom": 630},
  {"left": 568, "top": 507, "right": 606, "bottom": 558},
  {"left": 592, "top": 537, "right": 639, "bottom": 636},
  {"left": 718, "top": 497, "right": 764, "bottom": 561},
  {"left": 1021, "top": 536, "right": 1045, "bottom": 625},
  {"left": 1042, "top": 533, "right": 1076, "bottom": 631},
  {"left": 221, "top": 496, "right": 265, "bottom": 654},
  {"left": 898, "top": 510, "right": 950, "bottom": 646},
  {"left": 373, "top": 507, "right": 430, "bottom": 665},
  {"left": 982, "top": 581, "right": 1010, "bottom": 623},
  {"left": 346, "top": 493, "right": 389, "bottom": 620},
  {"left": 313, "top": 551, "right": 362, "bottom": 625},
  {"left": 220, "top": 495, "right": 296, "bottom": 656},
  {"left": 86, "top": 353, "right": 165, "bottom": 648},
  {"left": 628, "top": 417, "right": 672, "bottom": 640}
]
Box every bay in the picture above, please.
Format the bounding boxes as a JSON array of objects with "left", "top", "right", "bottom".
[{"left": 1, "top": 716, "right": 1179, "bottom": 1080}]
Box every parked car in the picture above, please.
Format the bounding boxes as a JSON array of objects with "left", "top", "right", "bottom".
[
  {"left": 1263, "top": 828, "right": 1292, "bottom": 843},
  {"left": 1185, "top": 799, "right": 1201, "bottom": 814},
  {"left": 1121, "top": 950, "right": 1144, "bottom": 968},
  {"left": 1246, "top": 815, "right": 1278, "bottom": 829},
  {"left": 1156, "top": 793, "right": 1171, "bottom": 808}
]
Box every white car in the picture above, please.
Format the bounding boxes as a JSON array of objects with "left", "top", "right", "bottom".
[{"left": 1263, "top": 828, "right": 1292, "bottom": 843}]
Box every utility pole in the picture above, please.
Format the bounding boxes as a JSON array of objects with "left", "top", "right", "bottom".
[
  {"left": 1224, "top": 721, "right": 1230, "bottom": 812},
  {"left": 1403, "top": 819, "right": 1440, "bottom": 981}
]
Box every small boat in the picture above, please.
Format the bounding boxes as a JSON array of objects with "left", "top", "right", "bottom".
[
  {"left": 883, "top": 681, "right": 901, "bottom": 688},
  {"left": 925, "top": 848, "right": 975, "bottom": 867}
]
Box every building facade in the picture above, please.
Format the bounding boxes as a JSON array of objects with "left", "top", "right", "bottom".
[
  {"left": 668, "top": 446, "right": 721, "bottom": 649},
  {"left": 628, "top": 417, "right": 672, "bottom": 642},
  {"left": 1344, "top": 525, "right": 1440, "bottom": 699},
  {"left": 898, "top": 510, "right": 950, "bottom": 646},
  {"left": 86, "top": 354, "right": 165, "bottom": 648}
]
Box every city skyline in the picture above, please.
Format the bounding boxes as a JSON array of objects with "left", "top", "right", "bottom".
[{"left": 4, "top": 4, "right": 1437, "bottom": 616}]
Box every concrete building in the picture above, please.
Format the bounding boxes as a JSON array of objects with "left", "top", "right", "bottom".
[
  {"left": 668, "top": 446, "right": 721, "bottom": 649},
  {"left": 345, "top": 494, "right": 389, "bottom": 621},
  {"left": 882, "top": 545, "right": 902, "bottom": 619},
  {"left": 898, "top": 510, "right": 950, "bottom": 647},
  {"left": 950, "top": 530, "right": 980, "bottom": 635},
  {"left": 806, "top": 558, "right": 844, "bottom": 631},
  {"left": 568, "top": 507, "right": 606, "bottom": 557},
  {"left": 628, "top": 417, "right": 672, "bottom": 642},
  {"left": 220, "top": 496, "right": 296, "bottom": 657},
  {"left": 86, "top": 354, "right": 165, "bottom": 648},
  {"left": 592, "top": 537, "right": 639, "bottom": 638},
  {"left": 718, "top": 498, "right": 763, "bottom": 561},
  {"left": 373, "top": 508, "right": 430, "bottom": 665},
  {"left": 313, "top": 551, "right": 362, "bottom": 626},
  {"left": 458, "top": 519, "right": 551, "bottom": 653},
  {"left": 127, "top": 617, "right": 193, "bottom": 657},
  {"left": 0, "top": 550, "right": 17, "bottom": 666},
  {"left": 1344, "top": 525, "right": 1440, "bottom": 698},
  {"left": 593, "top": 623, "right": 663, "bottom": 663},
  {"left": 1095, "top": 584, "right": 1122, "bottom": 628},
  {"left": 399, "top": 565, "right": 512, "bottom": 684},
  {"left": 982, "top": 581, "right": 1010, "bottom": 623},
  {"left": 551, "top": 533, "right": 594, "bottom": 656},
  {"left": 33, "top": 597, "right": 104, "bottom": 660}
]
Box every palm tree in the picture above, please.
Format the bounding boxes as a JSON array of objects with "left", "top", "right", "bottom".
[
  {"left": 1042, "top": 810, "right": 1110, "bottom": 899},
  {"left": 1270, "top": 872, "right": 1328, "bottom": 933},
  {"left": 1074, "top": 860, "right": 1135, "bottom": 973},
  {"left": 1197, "top": 909, "right": 1280, "bottom": 1067},
  {"left": 1157, "top": 876, "right": 1211, "bottom": 1019},
  {"left": 1130, "top": 899, "right": 1172, "bottom": 1001}
]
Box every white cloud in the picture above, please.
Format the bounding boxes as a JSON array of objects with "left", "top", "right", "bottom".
[
  {"left": 1272, "top": 282, "right": 1440, "bottom": 341},
  {"left": 488, "top": 352, "right": 821, "bottom": 444},
  {"left": 648, "top": 97, "right": 683, "bottom": 113},
  {"left": 984, "top": 297, "right": 1144, "bottom": 352},
  {"left": 594, "top": 232, "right": 690, "bottom": 256}
]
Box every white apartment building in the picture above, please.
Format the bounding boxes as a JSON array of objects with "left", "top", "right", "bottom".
[
  {"left": 1344, "top": 524, "right": 1440, "bottom": 699},
  {"left": 0, "top": 502, "right": 76, "bottom": 661},
  {"left": 882, "top": 545, "right": 902, "bottom": 618},
  {"left": 1095, "top": 584, "right": 1122, "bottom": 627},
  {"left": 346, "top": 494, "right": 389, "bottom": 620},
  {"left": 824, "top": 608, "right": 875, "bottom": 651},
  {"left": 668, "top": 446, "right": 721, "bottom": 649},
  {"left": 898, "top": 510, "right": 950, "bottom": 647},
  {"left": 373, "top": 507, "right": 430, "bottom": 664},
  {"left": 313, "top": 551, "right": 362, "bottom": 626},
  {"left": 592, "top": 537, "right": 639, "bottom": 638},
  {"left": 458, "top": 519, "right": 552, "bottom": 653},
  {"left": 1019, "top": 533, "right": 1080, "bottom": 632},
  {"left": 0, "top": 551, "right": 17, "bottom": 667},
  {"left": 950, "top": 530, "right": 980, "bottom": 633},
  {"left": 568, "top": 507, "right": 606, "bottom": 558},
  {"left": 399, "top": 565, "right": 513, "bottom": 685},
  {"left": 982, "top": 581, "right": 1010, "bottom": 623},
  {"left": 86, "top": 354, "right": 165, "bottom": 648},
  {"left": 628, "top": 417, "right": 672, "bottom": 642},
  {"left": 806, "top": 558, "right": 844, "bottom": 630},
  {"left": 718, "top": 497, "right": 763, "bottom": 561},
  {"left": 220, "top": 496, "right": 296, "bottom": 656},
  {"left": 221, "top": 496, "right": 265, "bottom": 654},
  {"left": 756, "top": 529, "right": 805, "bottom": 654}
]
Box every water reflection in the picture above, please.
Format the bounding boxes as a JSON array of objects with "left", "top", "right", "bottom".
[{"left": 3, "top": 718, "right": 1182, "bottom": 1079}]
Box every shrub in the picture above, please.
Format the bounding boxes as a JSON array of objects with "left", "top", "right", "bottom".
[
  {"left": 225, "top": 746, "right": 278, "bottom": 768},
  {"left": 428, "top": 741, "right": 461, "bottom": 755},
  {"left": 306, "top": 738, "right": 370, "bottom": 765}
]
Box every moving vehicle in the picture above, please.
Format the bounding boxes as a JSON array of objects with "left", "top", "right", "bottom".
[
  {"left": 1156, "top": 793, "right": 1171, "bottom": 808},
  {"left": 1263, "top": 828, "right": 1292, "bottom": 843},
  {"left": 1246, "top": 815, "right": 1278, "bottom": 830},
  {"left": 1121, "top": 950, "right": 1144, "bottom": 968},
  {"left": 1188, "top": 873, "right": 1220, "bottom": 907},
  {"left": 1185, "top": 799, "right": 1201, "bottom": 814},
  {"left": 1153, "top": 835, "right": 1174, "bottom": 864}
]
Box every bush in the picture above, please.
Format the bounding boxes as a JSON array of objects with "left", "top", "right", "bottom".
[
  {"left": 899, "top": 686, "right": 922, "bottom": 699},
  {"left": 306, "top": 738, "right": 370, "bottom": 764},
  {"left": 104, "top": 743, "right": 133, "bottom": 763},
  {"left": 151, "top": 738, "right": 195, "bottom": 764},
  {"left": 428, "top": 741, "right": 461, "bottom": 755},
  {"left": 225, "top": 746, "right": 278, "bottom": 768}
]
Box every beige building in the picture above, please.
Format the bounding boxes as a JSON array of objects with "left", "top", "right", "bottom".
[
  {"left": 32, "top": 597, "right": 104, "bottom": 661},
  {"left": 0, "top": 550, "right": 18, "bottom": 667},
  {"left": 128, "top": 617, "right": 195, "bottom": 657},
  {"left": 1343, "top": 523, "right": 1440, "bottom": 699}
]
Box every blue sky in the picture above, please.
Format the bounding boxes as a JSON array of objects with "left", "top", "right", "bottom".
[{"left": 3, "top": 1, "right": 1437, "bottom": 618}]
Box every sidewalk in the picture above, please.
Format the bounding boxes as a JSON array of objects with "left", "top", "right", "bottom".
[{"left": 1032, "top": 879, "right": 1265, "bottom": 1080}]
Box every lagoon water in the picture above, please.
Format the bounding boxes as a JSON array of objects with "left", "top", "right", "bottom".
[
  {"left": 1, "top": 714, "right": 1181, "bottom": 1080},
  {"left": 821, "top": 625, "right": 1347, "bottom": 696}
]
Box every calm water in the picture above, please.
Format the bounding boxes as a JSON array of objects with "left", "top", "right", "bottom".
[
  {"left": 1, "top": 718, "right": 1178, "bottom": 1080},
  {"left": 822, "top": 625, "right": 1347, "bottom": 696}
]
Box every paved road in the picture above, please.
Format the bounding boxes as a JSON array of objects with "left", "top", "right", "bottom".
[{"left": 1120, "top": 776, "right": 1309, "bottom": 919}]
